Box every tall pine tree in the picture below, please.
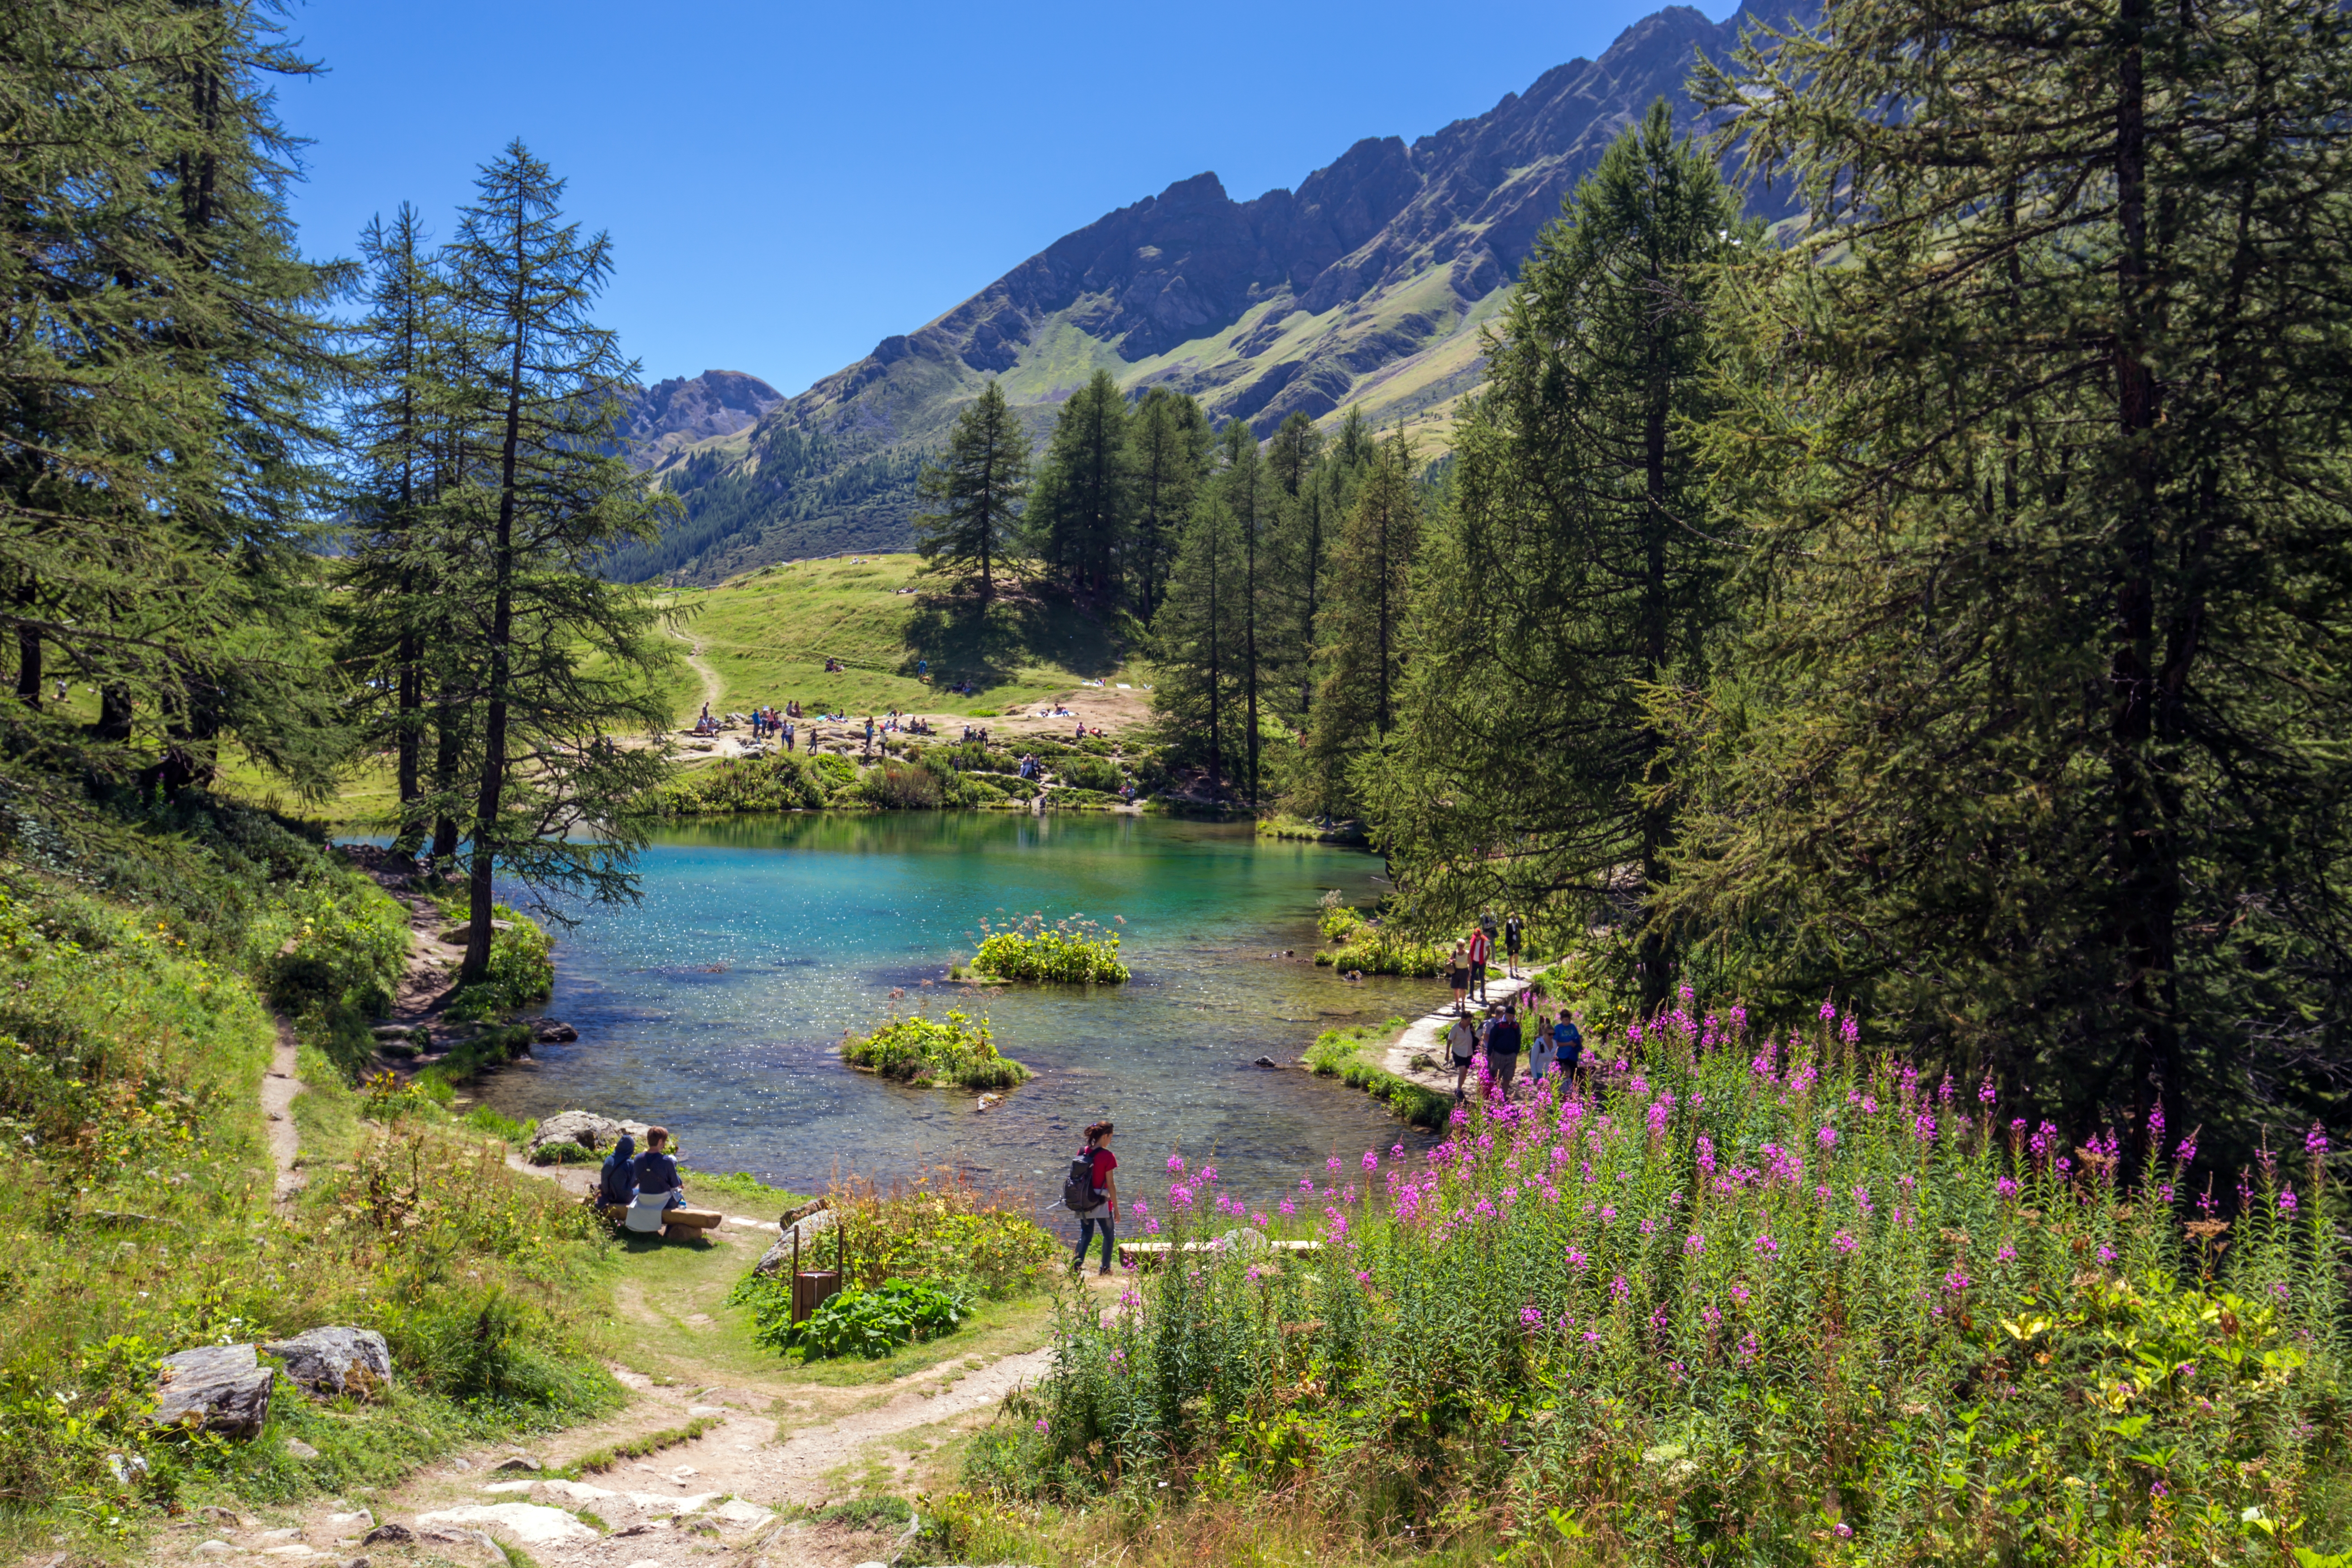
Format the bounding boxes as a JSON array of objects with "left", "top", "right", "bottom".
[
  {"left": 438, "top": 142, "right": 677, "bottom": 985},
  {"left": 1368, "top": 102, "right": 1745, "bottom": 1011},
  {"left": 1125, "top": 386, "right": 1209, "bottom": 619},
  {"left": 1028, "top": 369, "right": 1130, "bottom": 600},
  {"left": 914, "top": 380, "right": 1030, "bottom": 601}
]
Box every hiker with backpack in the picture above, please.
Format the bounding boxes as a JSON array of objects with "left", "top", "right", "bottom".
[{"left": 1063, "top": 1121, "right": 1119, "bottom": 1276}]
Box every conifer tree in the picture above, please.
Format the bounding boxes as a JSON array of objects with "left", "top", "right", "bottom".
[
  {"left": 1367, "top": 102, "right": 1745, "bottom": 1012},
  {"left": 1126, "top": 387, "right": 1209, "bottom": 620},
  {"left": 1302, "top": 430, "right": 1419, "bottom": 818},
  {"left": 339, "top": 204, "right": 457, "bottom": 849},
  {"left": 1266, "top": 411, "right": 1327, "bottom": 723},
  {"left": 437, "top": 142, "right": 678, "bottom": 985},
  {"left": 1663, "top": 0, "right": 2352, "bottom": 1144},
  {"left": 0, "top": 1, "right": 344, "bottom": 820},
  {"left": 914, "top": 380, "right": 1029, "bottom": 601},
  {"left": 1027, "top": 369, "right": 1130, "bottom": 599},
  {"left": 1151, "top": 477, "right": 1247, "bottom": 796},
  {"left": 1217, "top": 421, "right": 1273, "bottom": 803}
]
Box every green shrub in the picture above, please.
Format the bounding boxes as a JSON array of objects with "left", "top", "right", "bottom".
[
  {"left": 971, "top": 913, "right": 1128, "bottom": 984},
  {"left": 738, "top": 1277, "right": 970, "bottom": 1361},
  {"left": 445, "top": 907, "right": 553, "bottom": 1020},
  {"left": 842, "top": 1008, "right": 1029, "bottom": 1090},
  {"left": 644, "top": 754, "right": 829, "bottom": 815},
  {"left": 1313, "top": 900, "right": 1445, "bottom": 977},
  {"left": 1302, "top": 1024, "right": 1450, "bottom": 1129},
  {"left": 829, "top": 1170, "right": 1064, "bottom": 1301},
  {"left": 860, "top": 760, "right": 942, "bottom": 810},
  {"left": 811, "top": 753, "right": 858, "bottom": 792},
  {"left": 990, "top": 1000, "right": 2352, "bottom": 1561},
  {"left": 1057, "top": 756, "right": 1124, "bottom": 793}
]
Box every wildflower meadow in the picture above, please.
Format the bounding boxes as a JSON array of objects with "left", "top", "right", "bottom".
[{"left": 969, "top": 996, "right": 2349, "bottom": 1564}]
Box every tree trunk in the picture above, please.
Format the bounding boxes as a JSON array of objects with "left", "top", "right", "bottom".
[{"left": 464, "top": 194, "right": 528, "bottom": 989}]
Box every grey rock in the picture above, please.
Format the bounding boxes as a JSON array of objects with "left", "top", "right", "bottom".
[
  {"left": 1253, "top": 1055, "right": 1280, "bottom": 1069},
  {"left": 360, "top": 1524, "right": 414, "bottom": 1547},
  {"left": 446, "top": 1455, "right": 471, "bottom": 1471},
  {"left": 523, "top": 1019, "right": 578, "bottom": 1044},
  {"left": 491, "top": 1453, "right": 540, "bottom": 1473},
  {"left": 263, "top": 1326, "right": 393, "bottom": 1399},
  {"left": 340, "top": 1559, "right": 370, "bottom": 1568},
  {"left": 284, "top": 1437, "right": 321, "bottom": 1460},
  {"left": 751, "top": 1205, "right": 838, "bottom": 1277},
  {"left": 528, "top": 1109, "right": 622, "bottom": 1157},
  {"left": 154, "top": 1344, "right": 273, "bottom": 1439}
]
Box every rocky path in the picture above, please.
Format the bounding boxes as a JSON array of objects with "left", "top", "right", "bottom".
[
  {"left": 671, "top": 624, "right": 724, "bottom": 720},
  {"left": 1379, "top": 963, "right": 1559, "bottom": 1090},
  {"left": 260, "top": 1018, "right": 304, "bottom": 1204}
]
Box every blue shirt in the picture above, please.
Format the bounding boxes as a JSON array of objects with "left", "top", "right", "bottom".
[{"left": 634, "top": 1150, "right": 680, "bottom": 1193}]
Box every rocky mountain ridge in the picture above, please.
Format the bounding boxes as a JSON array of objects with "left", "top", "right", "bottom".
[{"left": 611, "top": 0, "right": 1799, "bottom": 584}]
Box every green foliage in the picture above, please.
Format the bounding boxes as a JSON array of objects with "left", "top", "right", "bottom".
[
  {"left": 841, "top": 1008, "right": 1030, "bottom": 1090},
  {"left": 830, "top": 1172, "right": 1065, "bottom": 1302},
  {"left": 916, "top": 380, "right": 1030, "bottom": 600},
  {"left": 1302, "top": 1024, "right": 1450, "bottom": 1129},
  {"left": 970, "top": 912, "right": 1129, "bottom": 984},
  {"left": 643, "top": 754, "right": 831, "bottom": 815},
  {"left": 563, "top": 1415, "right": 718, "bottom": 1477},
  {"left": 1028, "top": 369, "right": 1129, "bottom": 593},
  {"left": 742, "top": 1277, "right": 971, "bottom": 1361},
  {"left": 1367, "top": 103, "right": 1744, "bottom": 1016},
  {"left": 444, "top": 905, "right": 553, "bottom": 1020},
  {"left": 1312, "top": 901, "right": 1445, "bottom": 978},
  {"left": 990, "top": 1002, "right": 2350, "bottom": 1560},
  {"left": 810, "top": 752, "right": 858, "bottom": 793}
]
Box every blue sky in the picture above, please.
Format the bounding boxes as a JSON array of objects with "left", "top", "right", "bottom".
[{"left": 276, "top": 0, "right": 1735, "bottom": 396}]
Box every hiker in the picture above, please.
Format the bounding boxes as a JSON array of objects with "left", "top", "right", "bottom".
[
  {"left": 1503, "top": 912, "right": 1525, "bottom": 979},
  {"left": 633, "top": 1127, "right": 687, "bottom": 1217},
  {"left": 1551, "top": 1010, "right": 1584, "bottom": 1080},
  {"left": 1487, "top": 1004, "right": 1523, "bottom": 1097},
  {"left": 597, "top": 1133, "right": 638, "bottom": 1209},
  {"left": 1465, "top": 923, "right": 1492, "bottom": 1002},
  {"left": 1447, "top": 940, "right": 1469, "bottom": 1014},
  {"left": 1527, "top": 1011, "right": 1556, "bottom": 1084},
  {"left": 1065, "top": 1121, "right": 1118, "bottom": 1276},
  {"left": 1448, "top": 1010, "right": 1479, "bottom": 1100}
]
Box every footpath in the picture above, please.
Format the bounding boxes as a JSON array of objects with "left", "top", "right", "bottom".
[{"left": 1379, "top": 964, "right": 1561, "bottom": 1091}]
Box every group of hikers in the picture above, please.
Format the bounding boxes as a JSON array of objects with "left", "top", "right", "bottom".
[{"left": 1440, "top": 910, "right": 1581, "bottom": 1101}]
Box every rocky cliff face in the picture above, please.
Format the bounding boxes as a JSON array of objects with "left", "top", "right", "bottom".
[
  {"left": 621, "top": 0, "right": 1799, "bottom": 583},
  {"left": 612, "top": 369, "right": 782, "bottom": 470}
]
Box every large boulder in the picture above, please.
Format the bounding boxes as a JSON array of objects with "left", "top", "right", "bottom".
[
  {"left": 262, "top": 1326, "right": 392, "bottom": 1399},
  {"left": 154, "top": 1345, "right": 273, "bottom": 1438},
  {"left": 415, "top": 1505, "right": 596, "bottom": 1548},
  {"left": 750, "top": 1204, "right": 837, "bottom": 1277},
  {"left": 527, "top": 1110, "right": 622, "bottom": 1159}
]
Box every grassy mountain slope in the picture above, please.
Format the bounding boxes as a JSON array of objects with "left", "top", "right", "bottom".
[{"left": 619, "top": 0, "right": 1801, "bottom": 585}]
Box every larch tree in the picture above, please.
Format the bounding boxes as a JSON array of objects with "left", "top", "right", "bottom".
[
  {"left": 1126, "top": 386, "right": 1210, "bottom": 620},
  {"left": 1306, "top": 429, "right": 1419, "bottom": 819},
  {"left": 1658, "top": 0, "right": 2352, "bottom": 1151},
  {"left": 914, "top": 380, "right": 1030, "bottom": 601},
  {"left": 1027, "top": 368, "right": 1129, "bottom": 599},
  {"left": 440, "top": 141, "right": 678, "bottom": 986},
  {"left": 1367, "top": 101, "right": 1746, "bottom": 1013}
]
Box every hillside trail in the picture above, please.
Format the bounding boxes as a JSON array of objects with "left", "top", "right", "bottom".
[
  {"left": 670, "top": 622, "right": 724, "bottom": 719},
  {"left": 260, "top": 1018, "right": 304, "bottom": 1204}
]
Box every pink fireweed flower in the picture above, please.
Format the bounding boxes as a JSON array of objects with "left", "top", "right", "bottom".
[
  {"left": 1701, "top": 1304, "right": 1722, "bottom": 1327},
  {"left": 2279, "top": 1188, "right": 2299, "bottom": 1214},
  {"left": 1996, "top": 1243, "right": 2016, "bottom": 1263},
  {"left": 1852, "top": 1186, "right": 1873, "bottom": 1215},
  {"left": 1697, "top": 1135, "right": 1717, "bottom": 1176},
  {"left": 1361, "top": 1150, "right": 1378, "bottom": 1173},
  {"left": 1611, "top": 1275, "right": 1630, "bottom": 1301},
  {"left": 1840, "top": 1015, "right": 1860, "bottom": 1044},
  {"left": 1979, "top": 1076, "right": 1997, "bottom": 1106},
  {"left": 1145, "top": 1216, "right": 1161, "bottom": 1234},
  {"left": 1816, "top": 1125, "right": 1837, "bottom": 1149},
  {"left": 1244, "top": 1264, "right": 1264, "bottom": 1284},
  {"left": 1752, "top": 1234, "right": 1779, "bottom": 1257},
  {"left": 1626, "top": 1021, "right": 1643, "bottom": 1043},
  {"left": 1819, "top": 998, "right": 1838, "bottom": 1021},
  {"left": 1943, "top": 1269, "right": 1971, "bottom": 1295},
  {"left": 1299, "top": 1176, "right": 1314, "bottom": 1193},
  {"left": 1324, "top": 1207, "right": 1350, "bottom": 1241},
  {"left": 1278, "top": 1199, "right": 1294, "bottom": 1216},
  {"left": 1167, "top": 1155, "right": 1186, "bottom": 1173},
  {"left": 1833, "top": 1230, "right": 1858, "bottom": 1254},
  {"left": 2308, "top": 1123, "right": 2330, "bottom": 1157},
  {"left": 1639, "top": 1219, "right": 1656, "bottom": 1235},
  {"left": 1519, "top": 1304, "right": 1543, "bottom": 1329},
  {"left": 1391, "top": 1144, "right": 1404, "bottom": 1159},
  {"left": 1327, "top": 1156, "right": 1343, "bottom": 1173},
  {"left": 1355, "top": 1270, "right": 1372, "bottom": 1286},
  {"left": 1915, "top": 1111, "right": 1937, "bottom": 1141},
  {"left": 1131, "top": 1201, "right": 1148, "bottom": 1218},
  {"left": 1996, "top": 1176, "right": 2018, "bottom": 1199},
  {"left": 1814, "top": 1184, "right": 1831, "bottom": 1203},
  {"left": 1728, "top": 1283, "right": 1750, "bottom": 1306},
  {"left": 1034, "top": 1417, "right": 1050, "bottom": 1434},
  {"left": 1251, "top": 1212, "right": 1268, "bottom": 1227},
  {"left": 1566, "top": 1246, "right": 1589, "bottom": 1272},
  {"left": 1200, "top": 1165, "right": 1217, "bottom": 1182},
  {"left": 1738, "top": 1331, "right": 1760, "bottom": 1363},
  {"left": 2097, "top": 1245, "right": 2116, "bottom": 1264},
  {"left": 1684, "top": 1232, "right": 1705, "bottom": 1255},
  {"left": 1861, "top": 1095, "right": 1879, "bottom": 1115},
  {"left": 1168, "top": 1184, "right": 1195, "bottom": 1209}
]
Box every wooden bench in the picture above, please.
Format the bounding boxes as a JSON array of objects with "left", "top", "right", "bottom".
[{"left": 1117, "top": 1239, "right": 1321, "bottom": 1269}]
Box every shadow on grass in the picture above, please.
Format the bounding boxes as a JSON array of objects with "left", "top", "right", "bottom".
[{"left": 901, "top": 581, "right": 1131, "bottom": 692}]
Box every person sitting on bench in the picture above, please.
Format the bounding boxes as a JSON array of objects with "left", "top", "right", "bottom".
[
  {"left": 597, "top": 1133, "right": 638, "bottom": 1210},
  {"left": 633, "top": 1127, "right": 687, "bottom": 1213}
]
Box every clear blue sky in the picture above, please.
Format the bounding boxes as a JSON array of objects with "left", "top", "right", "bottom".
[{"left": 276, "top": 0, "right": 1735, "bottom": 397}]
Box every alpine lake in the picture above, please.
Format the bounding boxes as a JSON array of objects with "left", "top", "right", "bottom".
[{"left": 477, "top": 811, "right": 1435, "bottom": 1213}]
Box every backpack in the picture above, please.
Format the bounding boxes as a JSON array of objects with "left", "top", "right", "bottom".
[{"left": 1061, "top": 1148, "right": 1102, "bottom": 1212}]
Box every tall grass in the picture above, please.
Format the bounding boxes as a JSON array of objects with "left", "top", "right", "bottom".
[{"left": 970, "top": 996, "right": 2348, "bottom": 1564}]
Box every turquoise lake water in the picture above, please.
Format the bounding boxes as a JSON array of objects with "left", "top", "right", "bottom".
[{"left": 478, "top": 812, "right": 1436, "bottom": 1216}]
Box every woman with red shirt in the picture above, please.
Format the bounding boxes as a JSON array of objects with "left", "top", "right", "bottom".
[{"left": 1070, "top": 1122, "right": 1119, "bottom": 1276}]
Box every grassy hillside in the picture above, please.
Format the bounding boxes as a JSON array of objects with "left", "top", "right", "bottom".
[{"left": 664, "top": 553, "right": 1147, "bottom": 722}]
